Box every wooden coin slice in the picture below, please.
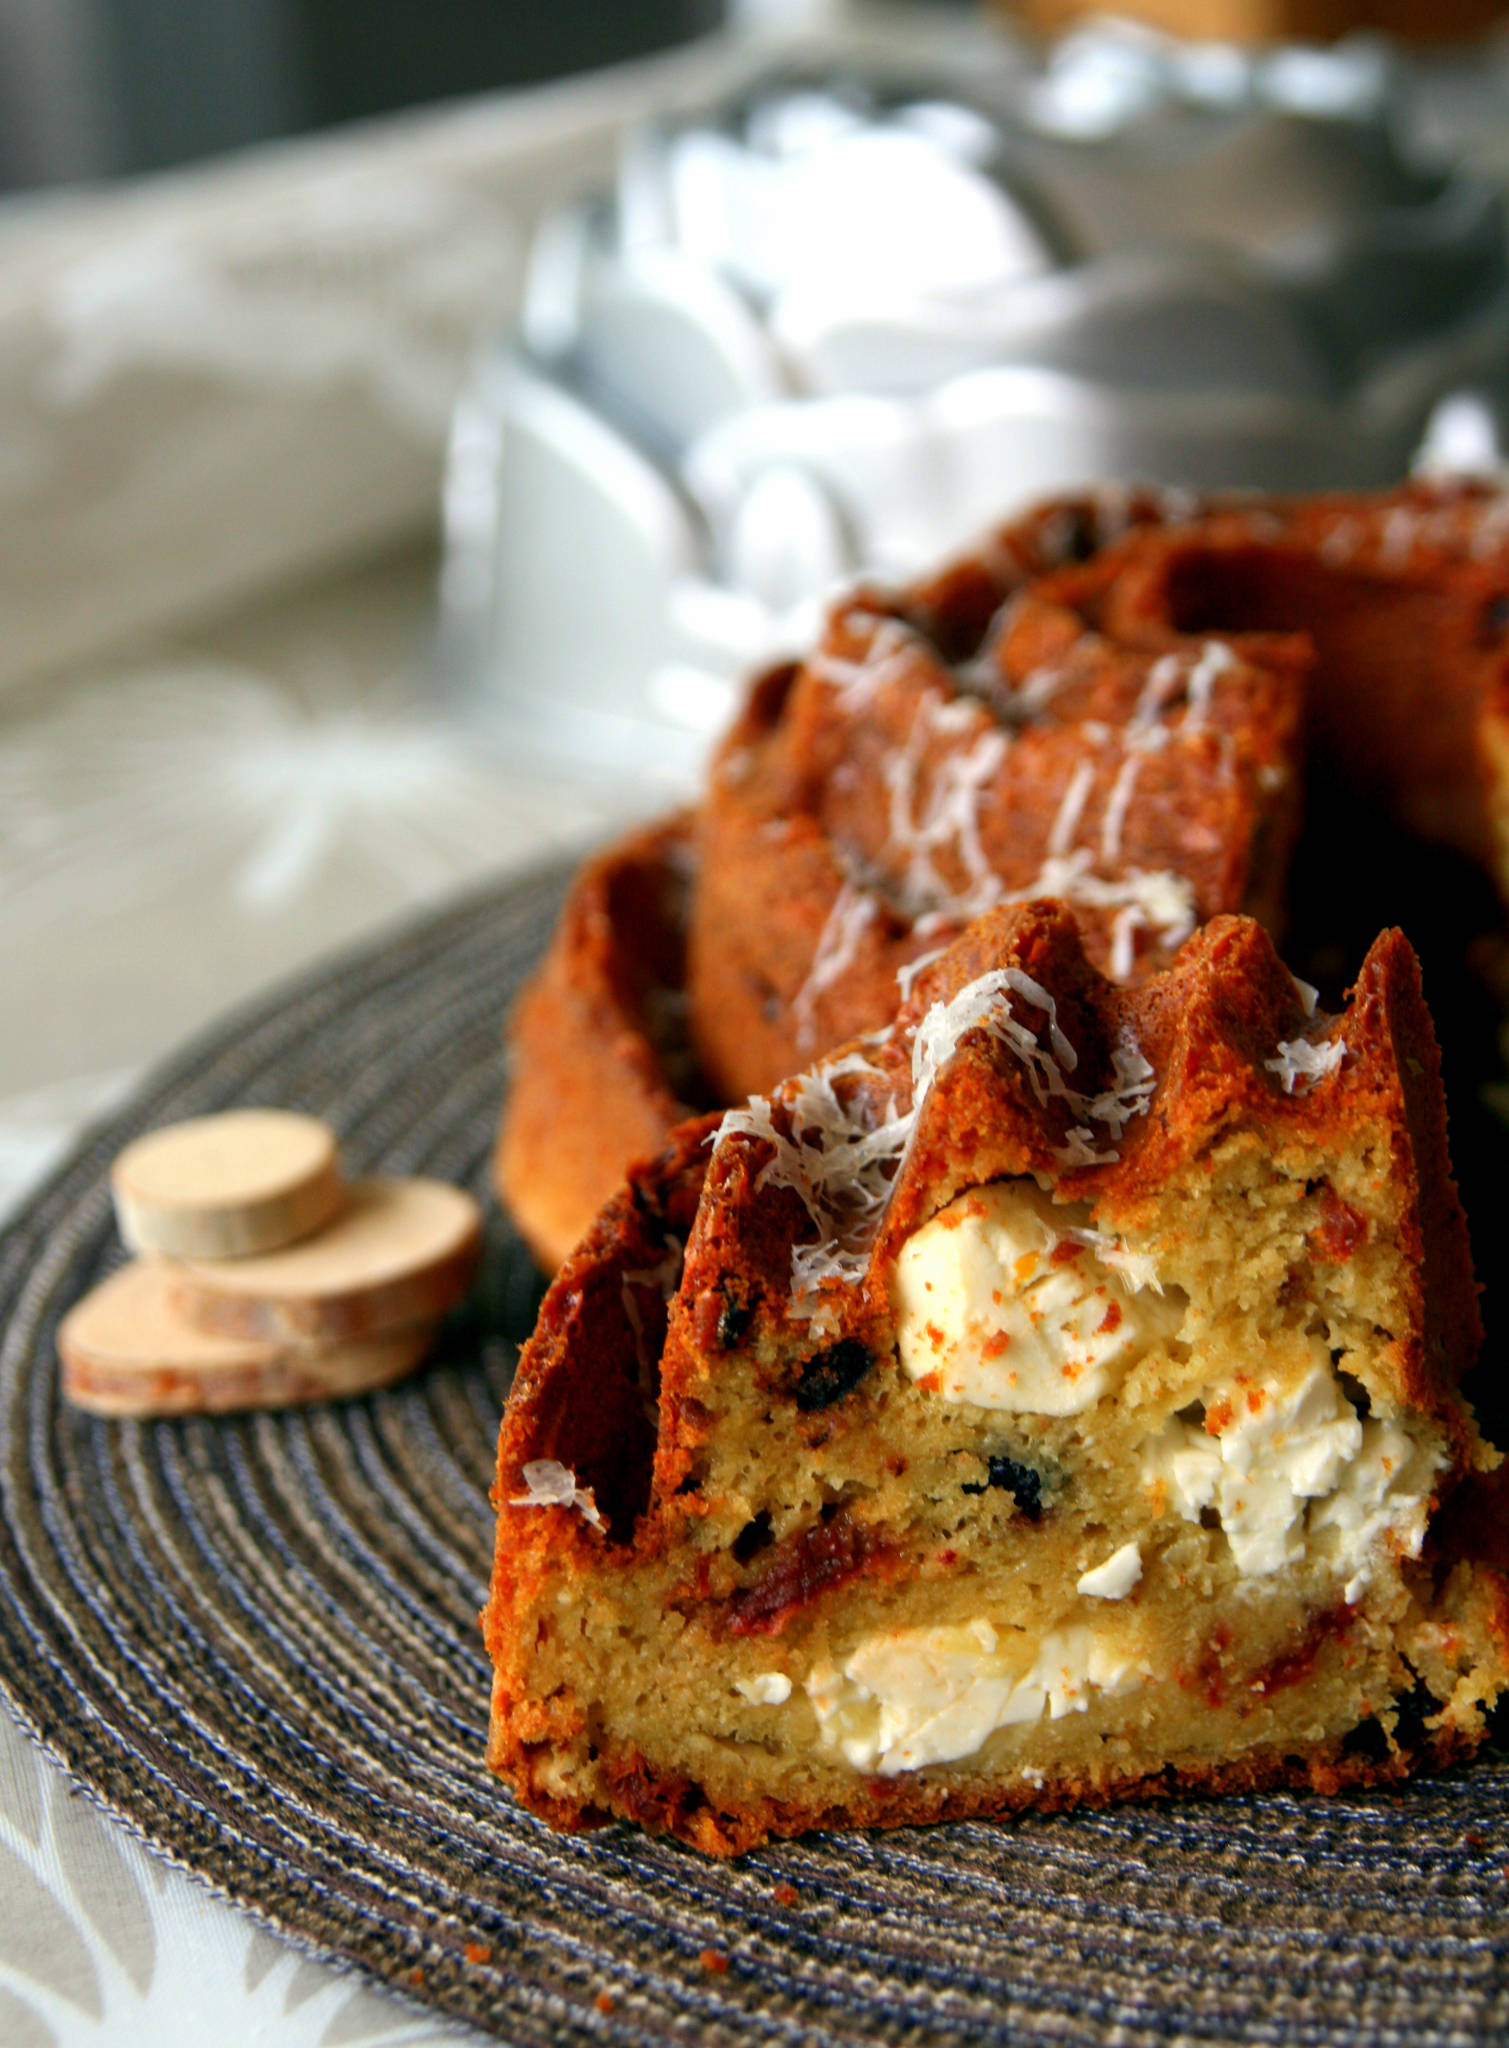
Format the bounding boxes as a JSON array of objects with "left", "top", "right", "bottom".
[
  {"left": 167, "top": 1176, "right": 483, "bottom": 1343},
  {"left": 59, "top": 1261, "right": 435, "bottom": 1417},
  {"left": 112, "top": 1109, "right": 343, "bottom": 1258}
]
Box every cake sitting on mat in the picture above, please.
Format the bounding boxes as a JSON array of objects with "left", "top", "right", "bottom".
[{"left": 483, "top": 902, "right": 1509, "bottom": 1855}]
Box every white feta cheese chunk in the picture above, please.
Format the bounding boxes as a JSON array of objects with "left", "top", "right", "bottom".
[
  {"left": 735, "top": 1672, "right": 793, "bottom": 1705},
  {"left": 1310, "top": 1418, "right": 1438, "bottom": 1602},
  {"left": 1077, "top": 1540, "right": 1143, "bottom": 1600},
  {"left": 804, "top": 1619, "right": 1146, "bottom": 1775},
  {"left": 891, "top": 1180, "right": 1180, "bottom": 1416},
  {"left": 1142, "top": 1347, "right": 1442, "bottom": 1589}
]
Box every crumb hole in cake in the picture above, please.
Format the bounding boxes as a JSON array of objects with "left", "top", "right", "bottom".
[
  {"left": 1158, "top": 545, "right": 1295, "bottom": 638},
  {"left": 1337, "top": 1370, "right": 1371, "bottom": 1417},
  {"left": 1390, "top": 1677, "right": 1442, "bottom": 1749},
  {"left": 1276, "top": 1271, "right": 1308, "bottom": 1315},
  {"left": 1341, "top": 1715, "right": 1390, "bottom": 1763},
  {"left": 1199, "top": 1506, "right": 1222, "bottom": 1530},
  {"left": 794, "top": 1339, "right": 874, "bottom": 1411},
  {"left": 733, "top": 1512, "right": 774, "bottom": 1563},
  {"left": 1176, "top": 1400, "right": 1206, "bottom": 1427}
]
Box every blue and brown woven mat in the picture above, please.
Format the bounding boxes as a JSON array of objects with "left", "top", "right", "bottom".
[{"left": 1, "top": 857, "right": 1506, "bottom": 2045}]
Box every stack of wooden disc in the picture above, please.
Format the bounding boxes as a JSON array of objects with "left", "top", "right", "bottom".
[{"left": 60, "top": 1110, "right": 482, "bottom": 1417}]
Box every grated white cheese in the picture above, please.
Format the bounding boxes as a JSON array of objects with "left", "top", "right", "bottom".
[
  {"left": 1108, "top": 904, "right": 1146, "bottom": 982},
  {"left": 808, "top": 615, "right": 923, "bottom": 707},
  {"left": 1319, "top": 517, "right": 1360, "bottom": 566},
  {"left": 882, "top": 690, "right": 1010, "bottom": 922},
  {"left": 715, "top": 966, "right": 1161, "bottom": 1311},
  {"left": 792, "top": 883, "right": 881, "bottom": 1053},
  {"left": 714, "top": 1046, "right": 910, "bottom": 1308},
  {"left": 1045, "top": 758, "right": 1097, "bottom": 860},
  {"left": 1158, "top": 484, "right": 1201, "bottom": 526},
  {"left": 1181, "top": 640, "right": 1238, "bottom": 734},
  {"left": 509, "top": 1459, "right": 606, "bottom": 1532},
  {"left": 1021, "top": 851, "right": 1199, "bottom": 956},
  {"left": 1266, "top": 1036, "right": 1347, "bottom": 1095},
  {"left": 1099, "top": 754, "right": 1142, "bottom": 865},
  {"left": 1015, "top": 662, "right": 1069, "bottom": 716},
  {"left": 1126, "top": 653, "right": 1184, "bottom": 750},
  {"left": 894, "top": 945, "right": 948, "bottom": 1005}
]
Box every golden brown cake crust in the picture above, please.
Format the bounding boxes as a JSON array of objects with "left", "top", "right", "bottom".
[
  {"left": 485, "top": 905, "right": 1506, "bottom": 1855},
  {"left": 496, "top": 813, "right": 703, "bottom": 1270}
]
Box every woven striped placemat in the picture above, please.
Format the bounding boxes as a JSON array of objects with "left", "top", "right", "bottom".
[{"left": 1, "top": 858, "right": 1507, "bottom": 2045}]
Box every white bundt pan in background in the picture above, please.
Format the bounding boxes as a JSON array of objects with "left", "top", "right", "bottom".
[{"left": 441, "top": 22, "right": 1509, "bottom": 795}]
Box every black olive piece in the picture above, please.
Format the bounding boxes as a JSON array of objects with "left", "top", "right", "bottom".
[
  {"left": 717, "top": 1288, "right": 753, "bottom": 1348},
  {"left": 794, "top": 1340, "right": 873, "bottom": 1412},
  {"left": 961, "top": 1454, "right": 1043, "bottom": 1520}
]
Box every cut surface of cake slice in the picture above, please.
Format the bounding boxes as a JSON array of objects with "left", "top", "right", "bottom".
[{"left": 484, "top": 903, "right": 1509, "bottom": 1854}]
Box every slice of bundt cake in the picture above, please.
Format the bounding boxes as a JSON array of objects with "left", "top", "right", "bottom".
[{"left": 484, "top": 902, "right": 1509, "bottom": 1854}]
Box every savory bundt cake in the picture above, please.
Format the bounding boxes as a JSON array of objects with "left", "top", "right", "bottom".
[
  {"left": 484, "top": 903, "right": 1509, "bottom": 1854},
  {"left": 498, "top": 479, "right": 1509, "bottom": 1271},
  {"left": 497, "top": 813, "right": 706, "bottom": 1270}
]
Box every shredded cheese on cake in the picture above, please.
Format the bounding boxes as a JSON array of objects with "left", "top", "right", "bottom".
[
  {"left": 1021, "top": 853, "right": 1198, "bottom": 955},
  {"left": 1100, "top": 754, "right": 1142, "bottom": 864},
  {"left": 792, "top": 883, "right": 881, "bottom": 1053},
  {"left": 510, "top": 1459, "right": 605, "bottom": 1531},
  {"left": 881, "top": 691, "right": 1011, "bottom": 923},
  {"left": 1181, "top": 640, "right": 1238, "bottom": 734},
  {"left": 808, "top": 616, "right": 924, "bottom": 706},
  {"left": 815, "top": 618, "right": 1214, "bottom": 968},
  {"left": 1045, "top": 759, "right": 1097, "bottom": 860},
  {"left": 715, "top": 972, "right": 1161, "bottom": 1312},
  {"left": 1266, "top": 1035, "right": 1347, "bottom": 1094}
]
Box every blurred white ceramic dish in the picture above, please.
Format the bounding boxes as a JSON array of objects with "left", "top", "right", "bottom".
[{"left": 443, "top": 26, "right": 1509, "bottom": 790}]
